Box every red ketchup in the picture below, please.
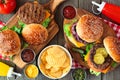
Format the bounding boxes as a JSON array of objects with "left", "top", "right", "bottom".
[
  {"left": 92, "top": 1, "right": 120, "bottom": 24},
  {"left": 63, "top": 5, "right": 76, "bottom": 19}
]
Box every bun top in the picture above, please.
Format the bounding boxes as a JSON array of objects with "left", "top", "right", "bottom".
[
  {"left": 22, "top": 24, "right": 48, "bottom": 45},
  {"left": 76, "top": 14, "right": 103, "bottom": 42},
  {"left": 0, "top": 30, "right": 21, "bottom": 56},
  {"left": 104, "top": 36, "right": 120, "bottom": 63}
]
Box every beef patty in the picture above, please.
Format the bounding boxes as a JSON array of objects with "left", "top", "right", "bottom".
[
  {"left": 89, "top": 44, "right": 112, "bottom": 70},
  {"left": 18, "top": 2, "right": 45, "bottom": 24}
]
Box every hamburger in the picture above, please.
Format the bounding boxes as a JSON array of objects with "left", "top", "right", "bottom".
[
  {"left": 16, "top": 1, "right": 52, "bottom": 45},
  {"left": 0, "top": 29, "right": 21, "bottom": 56},
  {"left": 64, "top": 14, "right": 103, "bottom": 48},
  {"left": 87, "top": 36, "right": 120, "bottom": 74},
  {"left": 87, "top": 44, "right": 113, "bottom": 74},
  {"left": 104, "top": 36, "right": 120, "bottom": 63},
  {"left": 22, "top": 24, "right": 48, "bottom": 45}
]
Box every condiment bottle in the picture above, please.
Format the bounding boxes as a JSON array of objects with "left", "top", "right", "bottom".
[
  {"left": 0, "top": 62, "right": 21, "bottom": 79},
  {"left": 92, "top": 1, "right": 120, "bottom": 24}
]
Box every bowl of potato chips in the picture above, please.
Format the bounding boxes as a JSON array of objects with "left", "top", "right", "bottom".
[{"left": 38, "top": 45, "right": 72, "bottom": 79}]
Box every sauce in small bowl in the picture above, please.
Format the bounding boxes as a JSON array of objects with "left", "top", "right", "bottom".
[
  {"left": 63, "top": 5, "right": 76, "bottom": 19},
  {"left": 72, "top": 68, "right": 86, "bottom": 80},
  {"left": 21, "top": 48, "right": 35, "bottom": 63},
  {"left": 24, "top": 64, "right": 39, "bottom": 79}
]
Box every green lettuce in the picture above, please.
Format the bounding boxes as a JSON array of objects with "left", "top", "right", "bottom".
[
  {"left": 90, "top": 69, "right": 101, "bottom": 76},
  {"left": 85, "top": 43, "right": 94, "bottom": 54},
  {"left": 63, "top": 18, "right": 77, "bottom": 37},
  {"left": 64, "top": 24, "right": 72, "bottom": 37},
  {"left": 111, "top": 61, "right": 118, "bottom": 68},
  {"left": 0, "top": 26, "right": 8, "bottom": 31},
  {"left": 42, "top": 18, "right": 51, "bottom": 28}
]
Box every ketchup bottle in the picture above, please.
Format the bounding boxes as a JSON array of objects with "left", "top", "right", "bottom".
[{"left": 92, "top": 1, "right": 120, "bottom": 24}]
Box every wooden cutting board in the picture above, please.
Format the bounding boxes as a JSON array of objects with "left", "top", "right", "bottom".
[
  {"left": 5, "top": 0, "right": 65, "bottom": 68},
  {"left": 64, "top": 8, "right": 116, "bottom": 69}
]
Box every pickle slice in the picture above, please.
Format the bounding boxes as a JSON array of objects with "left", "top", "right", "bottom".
[
  {"left": 96, "top": 48, "right": 108, "bottom": 58},
  {"left": 94, "top": 54, "right": 105, "bottom": 65}
]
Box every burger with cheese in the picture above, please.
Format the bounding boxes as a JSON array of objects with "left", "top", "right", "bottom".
[
  {"left": 87, "top": 36, "right": 120, "bottom": 75},
  {"left": 64, "top": 14, "right": 103, "bottom": 48}
]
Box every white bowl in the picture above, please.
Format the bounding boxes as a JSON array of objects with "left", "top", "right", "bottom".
[{"left": 37, "top": 45, "right": 72, "bottom": 79}]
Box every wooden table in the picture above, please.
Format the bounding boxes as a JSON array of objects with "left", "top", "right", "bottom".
[{"left": 0, "top": 0, "right": 120, "bottom": 80}]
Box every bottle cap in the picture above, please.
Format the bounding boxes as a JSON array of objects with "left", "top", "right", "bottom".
[{"left": 92, "top": 1, "right": 106, "bottom": 15}]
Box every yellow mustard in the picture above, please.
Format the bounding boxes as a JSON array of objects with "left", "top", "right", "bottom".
[
  {"left": 0, "top": 62, "right": 10, "bottom": 76},
  {"left": 25, "top": 64, "right": 38, "bottom": 78}
]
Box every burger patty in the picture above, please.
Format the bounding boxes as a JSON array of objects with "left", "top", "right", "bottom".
[
  {"left": 18, "top": 2, "right": 45, "bottom": 24},
  {"left": 89, "top": 44, "right": 112, "bottom": 70},
  {"left": 71, "top": 23, "right": 88, "bottom": 44}
]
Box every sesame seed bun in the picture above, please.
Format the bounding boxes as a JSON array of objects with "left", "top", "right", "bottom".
[
  {"left": 0, "top": 30, "right": 21, "bottom": 56},
  {"left": 76, "top": 14, "right": 103, "bottom": 42},
  {"left": 22, "top": 24, "right": 48, "bottom": 45},
  {"left": 104, "top": 36, "right": 120, "bottom": 63}
]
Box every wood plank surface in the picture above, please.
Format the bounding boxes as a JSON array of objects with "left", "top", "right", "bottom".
[{"left": 0, "top": 0, "right": 120, "bottom": 80}]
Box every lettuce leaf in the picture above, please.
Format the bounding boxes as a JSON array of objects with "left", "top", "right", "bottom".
[
  {"left": 42, "top": 18, "right": 51, "bottom": 28},
  {"left": 22, "top": 41, "right": 29, "bottom": 48},
  {"left": 111, "top": 61, "right": 118, "bottom": 68},
  {"left": 63, "top": 18, "right": 77, "bottom": 37},
  {"left": 18, "top": 20, "right": 26, "bottom": 28},
  {"left": 90, "top": 69, "right": 101, "bottom": 76},
  {"left": 0, "top": 26, "right": 8, "bottom": 31},
  {"left": 85, "top": 43, "right": 94, "bottom": 54},
  {"left": 10, "top": 26, "right": 22, "bottom": 34},
  {"left": 64, "top": 24, "right": 72, "bottom": 37}
]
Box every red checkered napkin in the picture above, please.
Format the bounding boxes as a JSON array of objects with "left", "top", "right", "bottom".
[
  {"left": 103, "top": 19, "right": 120, "bottom": 39},
  {"left": 0, "top": 19, "right": 120, "bottom": 69}
]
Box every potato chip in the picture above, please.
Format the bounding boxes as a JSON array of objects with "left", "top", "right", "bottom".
[
  {"left": 47, "top": 46, "right": 66, "bottom": 58},
  {"left": 62, "top": 55, "right": 70, "bottom": 68},
  {"left": 40, "top": 63, "right": 47, "bottom": 74},
  {"left": 40, "top": 51, "right": 47, "bottom": 64},
  {"left": 50, "top": 70, "right": 63, "bottom": 78},
  {"left": 40, "top": 63, "right": 51, "bottom": 76},
  {"left": 46, "top": 54, "right": 56, "bottom": 66},
  {"left": 46, "top": 53, "right": 66, "bottom": 67},
  {"left": 63, "top": 66, "right": 70, "bottom": 74},
  {"left": 50, "top": 67, "right": 60, "bottom": 73},
  {"left": 45, "top": 63, "right": 52, "bottom": 69}
]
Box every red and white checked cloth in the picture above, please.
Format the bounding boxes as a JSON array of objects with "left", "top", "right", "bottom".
[{"left": 0, "top": 19, "right": 120, "bottom": 69}]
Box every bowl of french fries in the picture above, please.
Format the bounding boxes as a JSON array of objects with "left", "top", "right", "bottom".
[{"left": 38, "top": 45, "right": 72, "bottom": 79}]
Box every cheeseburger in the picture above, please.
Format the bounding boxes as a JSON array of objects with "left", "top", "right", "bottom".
[
  {"left": 87, "top": 44, "right": 113, "bottom": 74},
  {"left": 87, "top": 36, "right": 120, "bottom": 74},
  {"left": 17, "top": 1, "right": 52, "bottom": 45},
  {"left": 64, "top": 14, "right": 103, "bottom": 48}
]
